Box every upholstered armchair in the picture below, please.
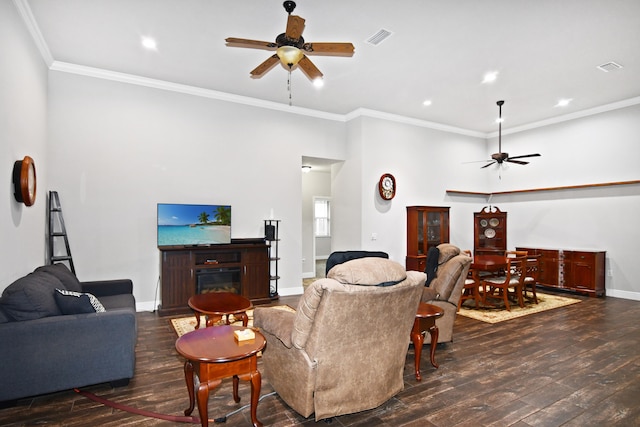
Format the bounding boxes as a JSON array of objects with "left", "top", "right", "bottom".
[
  {"left": 421, "top": 244, "right": 472, "bottom": 343},
  {"left": 254, "top": 257, "right": 425, "bottom": 421}
]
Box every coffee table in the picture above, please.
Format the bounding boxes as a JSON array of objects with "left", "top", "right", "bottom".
[
  {"left": 175, "top": 325, "right": 266, "bottom": 427},
  {"left": 411, "top": 302, "right": 445, "bottom": 381},
  {"left": 188, "top": 292, "right": 252, "bottom": 328}
]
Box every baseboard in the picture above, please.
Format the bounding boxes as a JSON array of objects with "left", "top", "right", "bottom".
[
  {"left": 302, "top": 272, "right": 315, "bottom": 279},
  {"left": 136, "top": 301, "right": 157, "bottom": 312},
  {"left": 606, "top": 289, "right": 640, "bottom": 301}
]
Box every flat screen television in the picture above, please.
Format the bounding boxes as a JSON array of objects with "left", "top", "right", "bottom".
[{"left": 157, "top": 203, "right": 231, "bottom": 247}]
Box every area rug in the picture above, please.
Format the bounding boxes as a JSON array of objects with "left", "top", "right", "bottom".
[
  {"left": 170, "top": 305, "right": 296, "bottom": 337},
  {"left": 457, "top": 292, "right": 581, "bottom": 324}
]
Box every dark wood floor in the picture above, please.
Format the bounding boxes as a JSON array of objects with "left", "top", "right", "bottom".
[{"left": 2, "top": 291, "right": 640, "bottom": 426}]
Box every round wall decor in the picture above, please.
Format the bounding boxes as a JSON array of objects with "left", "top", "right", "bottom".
[
  {"left": 13, "top": 155, "right": 37, "bottom": 206},
  {"left": 378, "top": 173, "right": 396, "bottom": 200}
]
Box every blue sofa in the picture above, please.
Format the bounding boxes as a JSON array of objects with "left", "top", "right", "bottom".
[{"left": 0, "top": 264, "right": 137, "bottom": 403}]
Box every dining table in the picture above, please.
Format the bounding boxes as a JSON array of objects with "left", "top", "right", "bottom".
[{"left": 468, "top": 254, "right": 509, "bottom": 306}]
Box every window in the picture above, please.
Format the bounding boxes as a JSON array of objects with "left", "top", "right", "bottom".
[{"left": 314, "top": 198, "right": 331, "bottom": 237}]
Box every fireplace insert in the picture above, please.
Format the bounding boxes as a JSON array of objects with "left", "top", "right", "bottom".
[{"left": 195, "top": 267, "right": 241, "bottom": 294}]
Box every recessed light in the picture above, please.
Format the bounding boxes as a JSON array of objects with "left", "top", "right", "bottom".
[
  {"left": 422, "top": 100, "right": 432, "bottom": 106},
  {"left": 302, "top": 165, "right": 312, "bottom": 173},
  {"left": 555, "top": 98, "right": 572, "bottom": 107},
  {"left": 141, "top": 37, "right": 157, "bottom": 50},
  {"left": 482, "top": 71, "right": 498, "bottom": 84}
]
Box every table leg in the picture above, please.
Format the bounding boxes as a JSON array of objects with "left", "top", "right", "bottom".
[
  {"left": 427, "top": 323, "right": 439, "bottom": 368},
  {"left": 249, "top": 370, "right": 263, "bottom": 427},
  {"left": 232, "top": 375, "right": 240, "bottom": 403},
  {"left": 237, "top": 369, "right": 263, "bottom": 427},
  {"left": 183, "top": 360, "right": 195, "bottom": 416},
  {"left": 237, "top": 311, "right": 249, "bottom": 327},
  {"left": 193, "top": 312, "right": 201, "bottom": 330},
  {"left": 410, "top": 318, "right": 424, "bottom": 381}
]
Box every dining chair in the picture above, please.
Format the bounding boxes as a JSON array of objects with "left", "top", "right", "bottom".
[
  {"left": 522, "top": 254, "right": 541, "bottom": 303},
  {"left": 457, "top": 250, "right": 479, "bottom": 311},
  {"left": 481, "top": 255, "right": 527, "bottom": 311}
]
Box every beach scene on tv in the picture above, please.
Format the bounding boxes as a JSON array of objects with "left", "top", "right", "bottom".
[{"left": 157, "top": 204, "right": 231, "bottom": 247}]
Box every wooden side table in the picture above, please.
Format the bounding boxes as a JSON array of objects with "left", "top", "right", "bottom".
[
  {"left": 411, "top": 302, "right": 445, "bottom": 381},
  {"left": 175, "top": 325, "right": 266, "bottom": 427},
  {"left": 188, "top": 292, "right": 252, "bottom": 328}
]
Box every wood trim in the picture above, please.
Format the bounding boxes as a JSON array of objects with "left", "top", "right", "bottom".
[{"left": 447, "top": 179, "right": 640, "bottom": 197}]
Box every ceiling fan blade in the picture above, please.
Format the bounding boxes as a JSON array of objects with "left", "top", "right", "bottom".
[
  {"left": 507, "top": 153, "right": 541, "bottom": 160},
  {"left": 506, "top": 159, "right": 529, "bottom": 165},
  {"left": 302, "top": 42, "right": 355, "bottom": 56},
  {"left": 250, "top": 54, "right": 280, "bottom": 77},
  {"left": 226, "top": 38, "right": 277, "bottom": 50},
  {"left": 481, "top": 161, "right": 497, "bottom": 169},
  {"left": 297, "top": 55, "right": 323, "bottom": 80},
  {"left": 285, "top": 15, "right": 305, "bottom": 40}
]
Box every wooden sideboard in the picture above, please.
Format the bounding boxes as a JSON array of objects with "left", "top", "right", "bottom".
[
  {"left": 516, "top": 247, "right": 606, "bottom": 297},
  {"left": 158, "top": 240, "right": 273, "bottom": 316}
]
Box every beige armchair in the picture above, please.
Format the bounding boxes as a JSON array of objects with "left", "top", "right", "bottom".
[
  {"left": 254, "top": 257, "right": 425, "bottom": 421},
  {"left": 421, "top": 244, "right": 472, "bottom": 343}
]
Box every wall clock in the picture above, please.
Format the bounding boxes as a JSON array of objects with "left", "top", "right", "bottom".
[
  {"left": 13, "top": 155, "right": 37, "bottom": 206},
  {"left": 378, "top": 173, "right": 396, "bottom": 200}
]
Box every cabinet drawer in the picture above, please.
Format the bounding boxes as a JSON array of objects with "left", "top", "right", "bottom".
[{"left": 569, "top": 251, "right": 596, "bottom": 263}]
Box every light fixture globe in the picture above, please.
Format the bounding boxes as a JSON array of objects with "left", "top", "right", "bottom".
[{"left": 276, "top": 45, "right": 304, "bottom": 68}]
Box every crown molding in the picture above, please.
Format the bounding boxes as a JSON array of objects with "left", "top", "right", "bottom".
[
  {"left": 13, "top": 0, "right": 53, "bottom": 66},
  {"left": 344, "top": 108, "right": 486, "bottom": 138},
  {"left": 488, "top": 96, "right": 640, "bottom": 138},
  {"left": 50, "top": 61, "right": 347, "bottom": 123}
]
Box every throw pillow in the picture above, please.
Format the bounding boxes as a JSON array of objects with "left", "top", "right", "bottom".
[
  {"left": 34, "top": 264, "right": 83, "bottom": 293},
  {"left": 328, "top": 257, "right": 406, "bottom": 286},
  {"left": 54, "top": 288, "right": 106, "bottom": 314},
  {"left": 0, "top": 272, "right": 63, "bottom": 321}
]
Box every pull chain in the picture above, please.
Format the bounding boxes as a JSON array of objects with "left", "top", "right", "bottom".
[{"left": 287, "top": 70, "right": 293, "bottom": 106}]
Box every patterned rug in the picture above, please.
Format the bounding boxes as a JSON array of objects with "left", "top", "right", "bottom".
[
  {"left": 170, "top": 305, "right": 295, "bottom": 337},
  {"left": 457, "top": 292, "right": 582, "bottom": 324}
]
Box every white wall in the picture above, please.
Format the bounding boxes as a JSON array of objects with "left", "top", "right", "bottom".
[
  {"left": 0, "top": 1, "right": 48, "bottom": 286},
  {"left": 45, "top": 71, "right": 347, "bottom": 307},
  {"left": 477, "top": 106, "right": 640, "bottom": 298}
]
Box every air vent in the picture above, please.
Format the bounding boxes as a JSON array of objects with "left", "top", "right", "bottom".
[
  {"left": 366, "top": 29, "right": 393, "bottom": 46},
  {"left": 597, "top": 61, "right": 623, "bottom": 72}
]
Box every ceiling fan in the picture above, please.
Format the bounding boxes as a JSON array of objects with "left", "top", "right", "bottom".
[
  {"left": 480, "top": 100, "right": 541, "bottom": 169},
  {"left": 225, "top": 1, "right": 355, "bottom": 81}
]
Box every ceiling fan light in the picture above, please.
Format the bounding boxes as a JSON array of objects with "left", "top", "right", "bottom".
[
  {"left": 276, "top": 46, "right": 304, "bottom": 68},
  {"left": 313, "top": 78, "right": 324, "bottom": 88}
]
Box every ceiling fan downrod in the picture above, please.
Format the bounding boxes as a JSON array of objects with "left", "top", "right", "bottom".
[{"left": 497, "top": 100, "right": 504, "bottom": 153}]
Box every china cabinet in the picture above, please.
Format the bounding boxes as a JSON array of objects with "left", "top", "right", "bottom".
[
  {"left": 474, "top": 206, "right": 507, "bottom": 256},
  {"left": 406, "top": 206, "right": 450, "bottom": 271}
]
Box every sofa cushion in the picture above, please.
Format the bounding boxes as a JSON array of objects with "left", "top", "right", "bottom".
[
  {"left": 34, "top": 264, "right": 83, "bottom": 293},
  {"left": 54, "top": 288, "right": 106, "bottom": 314},
  {"left": 325, "top": 251, "right": 389, "bottom": 276},
  {"left": 0, "top": 272, "right": 63, "bottom": 321},
  {"left": 327, "top": 257, "right": 406, "bottom": 286},
  {"left": 0, "top": 304, "right": 11, "bottom": 323}
]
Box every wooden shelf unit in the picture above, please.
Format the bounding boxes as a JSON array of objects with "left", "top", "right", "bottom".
[
  {"left": 406, "top": 206, "right": 450, "bottom": 271},
  {"left": 158, "top": 240, "right": 273, "bottom": 316},
  {"left": 516, "top": 247, "right": 606, "bottom": 297}
]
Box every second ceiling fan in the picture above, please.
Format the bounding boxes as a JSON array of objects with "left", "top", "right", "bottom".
[
  {"left": 225, "top": 1, "right": 355, "bottom": 81},
  {"left": 481, "top": 100, "right": 541, "bottom": 169}
]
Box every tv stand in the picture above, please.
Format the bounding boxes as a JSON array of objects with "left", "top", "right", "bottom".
[{"left": 158, "top": 241, "right": 275, "bottom": 316}]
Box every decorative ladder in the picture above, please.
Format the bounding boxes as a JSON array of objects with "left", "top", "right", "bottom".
[{"left": 48, "top": 191, "right": 75, "bottom": 274}]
